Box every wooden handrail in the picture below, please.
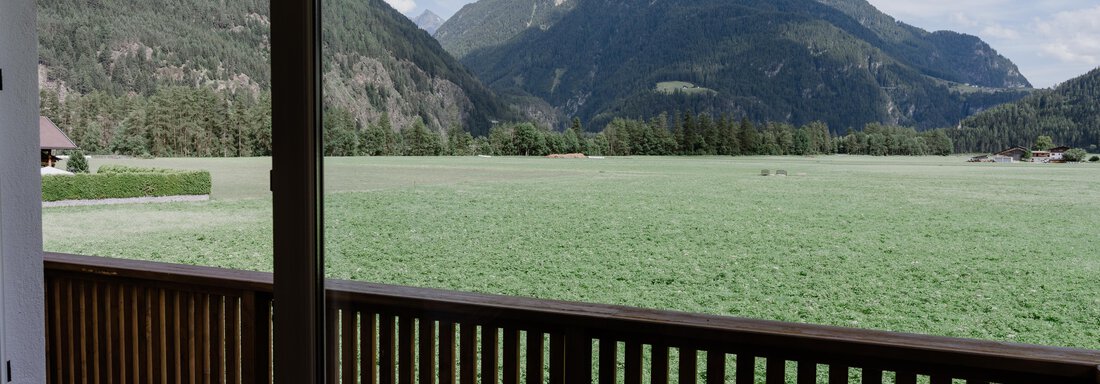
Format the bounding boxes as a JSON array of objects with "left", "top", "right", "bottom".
[{"left": 45, "top": 252, "right": 1100, "bottom": 383}]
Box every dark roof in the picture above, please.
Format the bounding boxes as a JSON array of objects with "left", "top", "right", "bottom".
[
  {"left": 1049, "top": 146, "right": 1071, "bottom": 153},
  {"left": 994, "top": 147, "right": 1028, "bottom": 156},
  {"left": 40, "top": 117, "right": 78, "bottom": 150}
]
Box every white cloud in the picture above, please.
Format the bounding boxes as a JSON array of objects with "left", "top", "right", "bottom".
[
  {"left": 1033, "top": 5, "right": 1100, "bottom": 65},
  {"left": 867, "top": 0, "right": 1100, "bottom": 88},
  {"left": 385, "top": 0, "right": 418, "bottom": 14},
  {"left": 980, "top": 24, "right": 1018, "bottom": 40}
]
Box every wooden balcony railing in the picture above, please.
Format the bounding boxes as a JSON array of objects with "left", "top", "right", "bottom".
[{"left": 45, "top": 252, "right": 1100, "bottom": 384}]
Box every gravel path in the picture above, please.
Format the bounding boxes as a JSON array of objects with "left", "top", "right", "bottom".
[{"left": 43, "top": 195, "right": 210, "bottom": 208}]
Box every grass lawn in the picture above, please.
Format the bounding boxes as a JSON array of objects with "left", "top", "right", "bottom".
[{"left": 44, "top": 156, "right": 1100, "bottom": 349}]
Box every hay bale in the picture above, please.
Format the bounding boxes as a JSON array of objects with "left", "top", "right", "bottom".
[
  {"left": 760, "top": 169, "right": 771, "bottom": 176},
  {"left": 546, "top": 153, "right": 588, "bottom": 159}
]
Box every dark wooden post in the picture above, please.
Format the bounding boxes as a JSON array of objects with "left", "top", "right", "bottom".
[{"left": 271, "top": 0, "right": 325, "bottom": 382}]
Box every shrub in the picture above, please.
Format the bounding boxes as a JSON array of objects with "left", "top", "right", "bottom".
[
  {"left": 1063, "top": 148, "right": 1088, "bottom": 162},
  {"left": 42, "top": 167, "right": 212, "bottom": 202},
  {"left": 1090, "top": 156, "right": 1099, "bottom": 162},
  {"left": 65, "top": 151, "right": 89, "bottom": 173}
]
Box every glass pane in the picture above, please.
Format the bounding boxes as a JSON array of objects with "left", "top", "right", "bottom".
[
  {"left": 40, "top": 0, "right": 273, "bottom": 269},
  {"left": 321, "top": 1, "right": 1099, "bottom": 382}
]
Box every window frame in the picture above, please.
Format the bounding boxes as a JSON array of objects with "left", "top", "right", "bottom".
[{"left": 270, "top": 0, "right": 326, "bottom": 382}]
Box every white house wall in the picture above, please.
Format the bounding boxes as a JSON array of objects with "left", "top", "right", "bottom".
[{"left": 0, "top": 0, "right": 47, "bottom": 381}]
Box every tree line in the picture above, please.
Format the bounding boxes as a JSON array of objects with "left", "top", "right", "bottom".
[{"left": 44, "top": 87, "right": 953, "bottom": 158}]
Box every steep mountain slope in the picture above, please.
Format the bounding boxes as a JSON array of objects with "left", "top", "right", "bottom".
[
  {"left": 949, "top": 67, "right": 1100, "bottom": 153},
  {"left": 37, "top": 0, "right": 514, "bottom": 136},
  {"left": 443, "top": 0, "right": 1031, "bottom": 131},
  {"left": 434, "top": 0, "right": 578, "bottom": 59},
  {"left": 412, "top": 10, "right": 445, "bottom": 35},
  {"left": 814, "top": 0, "right": 1030, "bottom": 88}
]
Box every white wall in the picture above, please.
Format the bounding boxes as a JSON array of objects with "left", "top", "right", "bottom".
[{"left": 0, "top": 0, "right": 46, "bottom": 382}]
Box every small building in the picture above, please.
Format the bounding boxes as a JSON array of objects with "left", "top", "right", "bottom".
[
  {"left": 1049, "top": 146, "right": 1070, "bottom": 162},
  {"left": 40, "top": 116, "right": 78, "bottom": 167},
  {"left": 993, "top": 147, "right": 1028, "bottom": 163},
  {"left": 1031, "top": 150, "right": 1052, "bottom": 163}
]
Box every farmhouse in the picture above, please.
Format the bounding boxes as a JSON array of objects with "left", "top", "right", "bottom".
[
  {"left": 993, "top": 146, "right": 1028, "bottom": 162},
  {"left": 1049, "top": 146, "right": 1071, "bottom": 162},
  {"left": 39, "top": 116, "right": 77, "bottom": 167}
]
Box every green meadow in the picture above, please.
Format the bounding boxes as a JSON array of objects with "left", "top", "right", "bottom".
[{"left": 43, "top": 156, "right": 1100, "bottom": 349}]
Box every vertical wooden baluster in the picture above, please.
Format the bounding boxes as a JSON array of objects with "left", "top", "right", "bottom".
[
  {"left": 187, "top": 293, "right": 197, "bottom": 384},
  {"left": 78, "top": 281, "right": 90, "bottom": 384},
  {"left": 213, "top": 296, "right": 224, "bottom": 384},
  {"left": 862, "top": 368, "right": 882, "bottom": 384},
  {"left": 829, "top": 365, "right": 848, "bottom": 384},
  {"left": 92, "top": 282, "right": 102, "bottom": 384},
  {"left": 439, "top": 321, "right": 456, "bottom": 384},
  {"left": 102, "top": 284, "right": 114, "bottom": 383},
  {"left": 598, "top": 338, "right": 618, "bottom": 384},
  {"left": 624, "top": 342, "right": 642, "bottom": 384},
  {"left": 380, "top": 313, "right": 397, "bottom": 384},
  {"left": 127, "top": 286, "right": 138, "bottom": 382},
  {"left": 525, "top": 331, "right": 544, "bottom": 384},
  {"left": 894, "top": 371, "right": 917, "bottom": 384},
  {"left": 735, "top": 353, "right": 755, "bottom": 384},
  {"left": 765, "top": 357, "right": 785, "bottom": 384},
  {"left": 399, "top": 316, "right": 416, "bottom": 384},
  {"left": 651, "top": 344, "right": 669, "bottom": 384},
  {"left": 678, "top": 348, "right": 697, "bottom": 384},
  {"left": 201, "top": 295, "right": 211, "bottom": 384},
  {"left": 796, "top": 361, "right": 817, "bottom": 384},
  {"left": 343, "top": 309, "right": 359, "bottom": 383},
  {"left": 65, "top": 280, "right": 76, "bottom": 384},
  {"left": 326, "top": 307, "right": 338, "bottom": 384},
  {"left": 502, "top": 328, "right": 520, "bottom": 384},
  {"left": 565, "top": 330, "right": 592, "bottom": 384},
  {"left": 419, "top": 319, "right": 438, "bottom": 384},
  {"left": 170, "top": 290, "right": 181, "bottom": 382},
  {"left": 361, "top": 312, "right": 378, "bottom": 384},
  {"left": 157, "top": 289, "right": 168, "bottom": 384},
  {"left": 482, "top": 326, "right": 500, "bottom": 384},
  {"left": 144, "top": 288, "right": 156, "bottom": 384},
  {"left": 226, "top": 296, "right": 239, "bottom": 384},
  {"left": 548, "top": 332, "right": 565, "bottom": 384},
  {"left": 459, "top": 323, "right": 477, "bottom": 384}
]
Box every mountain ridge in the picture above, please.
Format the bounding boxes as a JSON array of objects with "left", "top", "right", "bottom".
[{"left": 440, "top": 0, "right": 1032, "bottom": 131}]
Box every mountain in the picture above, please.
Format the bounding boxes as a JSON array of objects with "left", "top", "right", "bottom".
[
  {"left": 948, "top": 67, "right": 1100, "bottom": 153},
  {"left": 36, "top": 0, "right": 514, "bottom": 137},
  {"left": 412, "top": 10, "right": 445, "bottom": 35},
  {"left": 435, "top": 0, "right": 578, "bottom": 59},
  {"left": 439, "top": 0, "right": 1032, "bottom": 132}
]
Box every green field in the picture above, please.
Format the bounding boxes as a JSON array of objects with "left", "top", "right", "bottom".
[{"left": 44, "top": 156, "right": 1100, "bottom": 349}]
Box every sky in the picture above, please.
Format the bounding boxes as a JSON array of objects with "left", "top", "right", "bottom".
[{"left": 387, "top": 0, "right": 1100, "bottom": 88}]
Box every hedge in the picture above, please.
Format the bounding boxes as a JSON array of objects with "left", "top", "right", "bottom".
[{"left": 42, "top": 167, "right": 212, "bottom": 202}]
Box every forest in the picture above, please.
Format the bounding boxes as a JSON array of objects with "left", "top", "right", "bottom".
[
  {"left": 949, "top": 67, "right": 1100, "bottom": 153},
  {"left": 43, "top": 85, "right": 953, "bottom": 158}
]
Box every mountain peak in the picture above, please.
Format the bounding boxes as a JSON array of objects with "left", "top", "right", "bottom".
[{"left": 412, "top": 9, "right": 445, "bottom": 35}]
